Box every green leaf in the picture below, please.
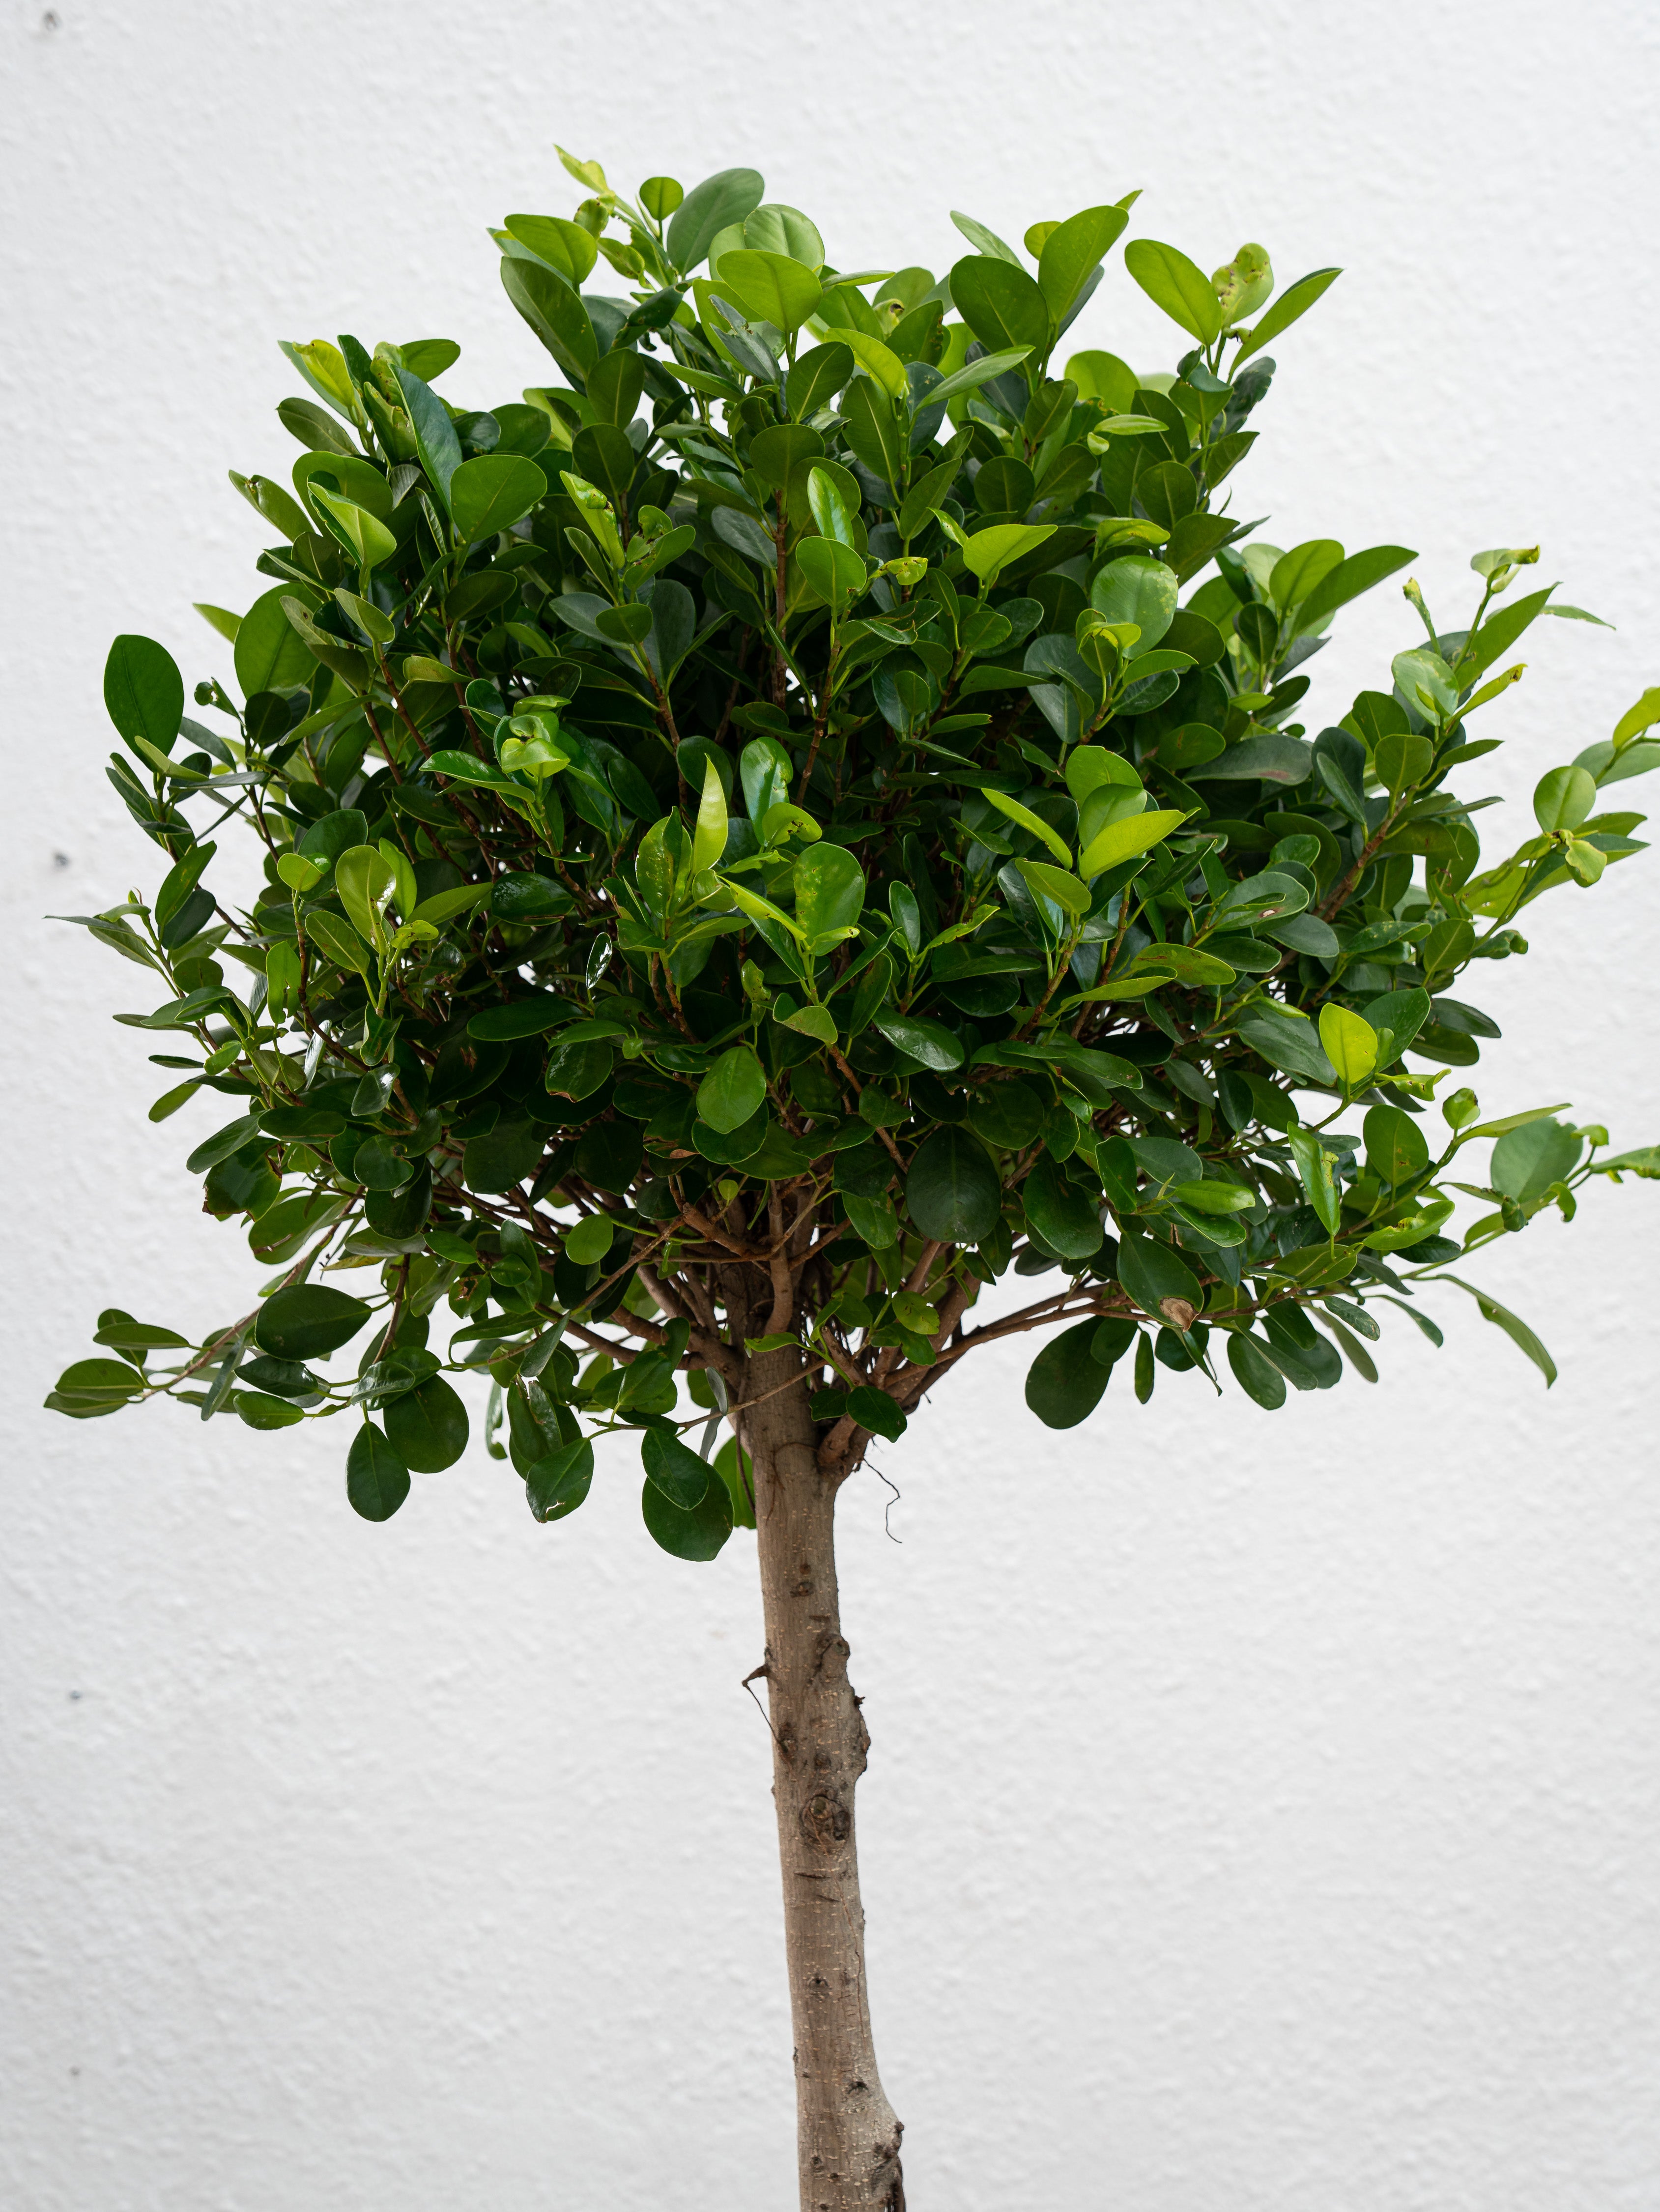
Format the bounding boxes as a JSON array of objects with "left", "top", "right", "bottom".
[
  {"left": 718, "top": 249, "right": 822, "bottom": 332},
  {"left": 1288, "top": 1128, "right": 1343, "bottom": 1235},
  {"left": 501, "top": 254, "right": 599, "bottom": 385},
  {"left": 924, "top": 346, "right": 1033, "bottom": 409},
  {"left": 845, "top": 1384, "right": 907, "bottom": 1440},
  {"left": 526, "top": 1436, "right": 594, "bottom": 1523},
  {"left": 642, "top": 1427, "right": 713, "bottom": 1510},
  {"left": 1227, "top": 1330, "right": 1287, "bottom": 1409},
  {"left": 412, "top": 882, "right": 489, "bottom": 928},
  {"left": 982, "top": 787, "right": 1072, "bottom": 866},
  {"left": 1024, "top": 1153, "right": 1104, "bottom": 1259},
  {"left": 1089, "top": 554, "right": 1178, "bottom": 646},
  {"left": 692, "top": 756, "right": 730, "bottom": 875},
  {"left": 668, "top": 166, "right": 766, "bottom": 272},
  {"left": 384, "top": 1377, "right": 470, "bottom": 1471},
  {"left": 1014, "top": 858, "right": 1091, "bottom": 916},
  {"left": 871, "top": 1011, "right": 966, "bottom": 1071},
  {"left": 1317, "top": 1003, "right": 1378, "bottom": 1087},
  {"left": 503, "top": 212, "right": 598, "bottom": 283},
  {"left": 50, "top": 1357, "right": 148, "bottom": 1415},
  {"left": 310, "top": 486, "right": 397, "bottom": 571},
  {"left": 395, "top": 366, "right": 463, "bottom": 511},
  {"left": 792, "top": 842, "right": 866, "bottom": 952},
  {"left": 256, "top": 1285, "right": 373, "bottom": 1362},
  {"left": 797, "top": 534, "right": 867, "bottom": 611},
  {"left": 304, "top": 909, "right": 372, "bottom": 976},
  {"left": 1489, "top": 1116, "right": 1582, "bottom": 1201},
  {"left": 641, "top": 1465, "right": 733, "bottom": 1560},
  {"left": 449, "top": 453, "right": 547, "bottom": 541},
  {"left": 787, "top": 341, "right": 854, "bottom": 420},
  {"left": 347, "top": 1423, "right": 411, "bottom": 1520},
  {"left": 235, "top": 585, "right": 318, "bottom": 696},
  {"left": 104, "top": 635, "right": 184, "bottom": 757},
  {"left": 1533, "top": 764, "right": 1597, "bottom": 834},
  {"left": 697, "top": 1045, "right": 767, "bottom": 1133},
  {"left": 906, "top": 1127, "right": 1001, "bottom": 1244},
  {"left": 185, "top": 1114, "right": 266, "bottom": 1174},
  {"left": 565, "top": 1212, "right": 615, "bottom": 1266},
  {"left": 957, "top": 521, "right": 1054, "bottom": 586},
  {"left": 950, "top": 255, "right": 1053, "bottom": 357},
  {"left": 1037, "top": 204, "right": 1127, "bottom": 320},
  {"left": 1024, "top": 1319, "right": 1111, "bottom": 1427},
  {"left": 1123, "top": 239, "right": 1221, "bottom": 343},
  {"left": 1079, "top": 808, "right": 1185, "bottom": 881},
  {"left": 1436, "top": 1274, "right": 1557, "bottom": 1388},
  {"left": 1293, "top": 545, "right": 1416, "bottom": 635},
  {"left": 335, "top": 844, "right": 396, "bottom": 944},
  {"left": 1234, "top": 265, "right": 1342, "bottom": 364},
  {"left": 1364, "top": 1105, "right": 1430, "bottom": 1184},
  {"left": 235, "top": 1390, "right": 305, "bottom": 1430},
  {"left": 1595, "top": 1146, "right": 1660, "bottom": 1180},
  {"left": 1115, "top": 1233, "right": 1203, "bottom": 1326}
]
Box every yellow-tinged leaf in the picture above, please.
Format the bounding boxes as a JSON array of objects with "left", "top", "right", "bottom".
[
  {"left": 1078, "top": 807, "right": 1185, "bottom": 879},
  {"left": 823, "top": 324, "right": 908, "bottom": 400},
  {"left": 1318, "top": 1002, "right": 1379, "bottom": 1086},
  {"left": 693, "top": 757, "right": 729, "bottom": 875},
  {"left": 983, "top": 787, "right": 1072, "bottom": 868}
]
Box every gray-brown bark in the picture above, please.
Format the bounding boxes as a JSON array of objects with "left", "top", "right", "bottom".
[{"left": 745, "top": 1351, "right": 904, "bottom": 2212}]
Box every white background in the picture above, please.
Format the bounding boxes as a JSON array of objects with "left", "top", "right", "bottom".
[{"left": 4, "top": 2, "right": 1659, "bottom": 2205}]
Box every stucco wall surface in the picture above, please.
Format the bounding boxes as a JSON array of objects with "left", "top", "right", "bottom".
[{"left": 2, "top": 2, "right": 1658, "bottom": 2206}]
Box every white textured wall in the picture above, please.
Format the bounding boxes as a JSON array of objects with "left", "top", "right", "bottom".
[{"left": 4, "top": 2, "right": 1659, "bottom": 2205}]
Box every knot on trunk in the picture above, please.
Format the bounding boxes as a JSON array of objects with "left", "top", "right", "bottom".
[
  {"left": 816, "top": 1632, "right": 851, "bottom": 1682},
  {"left": 800, "top": 1784, "right": 852, "bottom": 1849}
]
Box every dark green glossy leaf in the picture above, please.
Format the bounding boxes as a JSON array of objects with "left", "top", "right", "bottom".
[
  {"left": 384, "top": 1376, "right": 469, "bottom": 1471},
  {"left": 906, "top": 1127, "right": 1001, "bottom": 1244},
  {"left": 640, "top": 1466, "right": 732, "bottom": 1560},
  {"left": 346, "top": 1423, "right": 411, "bottom": 1519},
  {"left": 255, "top": 1285, "right": 372, "bottom": 1362},
  {"left": 1025, "top": 1321, "right": 1111, "bottom": 1428},
  {"left": 104, "top": 635, "right": 184, "bottom": 757}
]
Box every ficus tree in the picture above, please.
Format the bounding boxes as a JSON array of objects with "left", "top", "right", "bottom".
[{"left": 52, "top": 144, "right": 1659, "bottom": 2209}]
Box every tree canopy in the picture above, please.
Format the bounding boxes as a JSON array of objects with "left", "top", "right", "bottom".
[{"left": 51, "top": 146, "right": 1660, "bottom": 1547}]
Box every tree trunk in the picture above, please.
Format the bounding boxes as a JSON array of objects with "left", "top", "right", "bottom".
[{"left": 746, "top": 1356, "right": 904, "bottom": 2212}]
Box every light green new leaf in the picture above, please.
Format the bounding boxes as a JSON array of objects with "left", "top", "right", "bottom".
[
  {"left": 806, "top": 464, "right": 857, "bottom": 547},
  {"left": 718, "top": 249, "right": 823, "bottom": 332},
  {"left": 334, "top": 845, "right": 397, "bottom": 946},
  {"left": 1123, "top": 239, "right": 1222, "bottom": 343},
  {"left": 793, "top": 842, "right": 866, "bottom": 952},
  {"left": 1014, "top": 858, "right": 1090, "bottom": 916},
  {"left": 1318, "top": 1003, "right": 1378, "bottom": 1087},
  {"left": 1037, "top": 204, "right": 1128, "bottom": 320},
  {"left": 1533, "top": 764, "right": 1597, "bottom": 834},
  {"left": 692, "top": 757, "right": 729, "bottom": 875},
  {"left": 1234, "top": 266, "right": 1342, "bottom": 364},
  {"left": 797, "top": 535, "right": 867, "bottom": 611},
  {"left": 503, "top": 212, "right": 598, "bottom": 283},
  {"left": 1089, "top": 555, "right": 1178, "bottom": 648},
  {"left": 311, "top": 485, "right": 397, "bottom": 570},
  {"left": 957, "top": 522, "right": 1054, "bottom": 586},
  {"left": 823, "top": 324, "right": 907, "bottom": 399},
  {"left": 1079, "top": 807, "right": 1185, "bottom": 880},
  {"left": 983, "top": 788, "right": 1072, "bottom": 867},
  {"left": 304, "top": 909, "right": 371, "bottom": 976}
]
